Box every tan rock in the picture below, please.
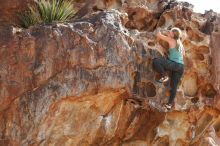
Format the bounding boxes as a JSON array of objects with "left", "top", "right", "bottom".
[{"left": 0, "top": 0, "right": 219, "bottom": 146}]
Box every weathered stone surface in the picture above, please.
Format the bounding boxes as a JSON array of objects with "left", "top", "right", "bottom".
[
  {"left": 0, "top": 0, "right": 220, "bottom": 146},
  {"left": 211, "top": 15, "right": 220, "bottom": 110},
  {"left": 0, "top": 0, "right": 34, "bottom": 26}
]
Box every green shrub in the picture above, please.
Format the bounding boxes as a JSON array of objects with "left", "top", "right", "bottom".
[{"left": 19, "top": 0, "right": 76, "bottom": 28}]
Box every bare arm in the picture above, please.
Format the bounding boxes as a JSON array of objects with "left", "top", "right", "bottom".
[
  {"left": 156, "top": 31, "right": 173, "bottom": 44},
  {"left": 183, "top": 48, "right": 186, "bottom": 56},
  {"left": 179, "top": 41, "right": 186, "bottom": 56}
]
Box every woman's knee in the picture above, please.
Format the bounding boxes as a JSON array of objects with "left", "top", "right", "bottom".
[
  {"left": 152, "top": 58, "right": 158, "bottom": 69},
  {"left": 153, "top": 58, "right": 160, "bottom": 65}
]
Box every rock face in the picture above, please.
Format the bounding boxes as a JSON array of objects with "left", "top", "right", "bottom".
[
  {"left": 0, "top": 0, "right": 34, "bottom": 26},
  {"left": 0, "top": 0, "right": 220, "bottom": 146},
  {"left": 211, "top": 15, "right": 220, "bottom": 110}
]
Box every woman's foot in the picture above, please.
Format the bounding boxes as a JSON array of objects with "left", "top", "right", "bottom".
[{"left": 157, "top": 76, "right": 169, "bottom": 83}]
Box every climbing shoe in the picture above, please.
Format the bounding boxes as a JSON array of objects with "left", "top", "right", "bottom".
[
  {"left": 164, "top": 103, "right": 172, "bottom": 111},
  {"left": 157, "top": 76, "right": 169, "bottom": 83}
]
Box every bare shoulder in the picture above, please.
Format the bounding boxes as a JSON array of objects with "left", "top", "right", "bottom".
[{"left": 168, "top": 39, "right": 177, "bottom": 48}]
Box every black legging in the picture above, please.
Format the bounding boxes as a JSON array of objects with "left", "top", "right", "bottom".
[{"left": 152, "top": 57, "right": 184, "bottom": 104}]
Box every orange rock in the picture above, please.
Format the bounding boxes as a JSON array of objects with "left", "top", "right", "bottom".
[{"left": 0, "top": 0, "right": 219, "bottom": 145}]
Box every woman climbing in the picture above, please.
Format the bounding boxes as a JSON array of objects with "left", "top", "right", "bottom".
[{"left": 152, "top": 27, "right": 185, "bottom": 111}]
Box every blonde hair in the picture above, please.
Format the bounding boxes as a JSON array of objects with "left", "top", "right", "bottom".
[{"left": 171, "top": 27, "right": 184, "bottom": 54}]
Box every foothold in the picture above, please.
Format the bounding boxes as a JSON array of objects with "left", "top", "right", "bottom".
[
  {"left": 195, "top": 53, "right": 205, "bottom": 61},
  {"left": 148, "top": 41, "right": 155, "bottom": 46},
  {"left": 191, "top": 97, "right": 199, "bottom": 104},
  {"left": 201, "top": 84, "right": 217, "bottom": 98},
  {"left": 145, "top": 82, "right": 156, "bottom": 97},
  {"left": 182, "top": 72, "right": 198, "bottom": 96},
  {"left": 195, "top": 113, "right": 213, "bottom": 137},
  {"left": 186, "top": 27, "right": 203, "bottom": 42},
  {"left": 197, "top": 46, "right": 210, "bottom": 54},
  {"left": 196, "top": 62, "right": 208, "bottom": 75}
]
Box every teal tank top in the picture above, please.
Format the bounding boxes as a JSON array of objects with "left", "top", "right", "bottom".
[{"left": 168, "top": 48, "right": 184, "bottom": 64}]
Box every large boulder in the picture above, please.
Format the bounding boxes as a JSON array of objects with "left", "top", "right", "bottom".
[{"left": 0, "top": 0, "right": 219, "bottom": 146}]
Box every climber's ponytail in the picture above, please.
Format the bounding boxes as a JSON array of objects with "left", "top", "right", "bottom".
[
  {"left": 171, "top": 27, "right": 184, "bottom": 54},
  {"left": 177, "top": 38, "right": 184, "bottom": 54}
]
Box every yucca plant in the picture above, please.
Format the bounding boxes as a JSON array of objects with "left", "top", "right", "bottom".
[
  {"left": 19, "top": 0, "right": 76, "bottom": 28},
  {"left": 19, "top": 7, "right": 42, "bottom": 28},
  {"left": 38, "top": 0, "right": 76, "bottom": 23}
]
